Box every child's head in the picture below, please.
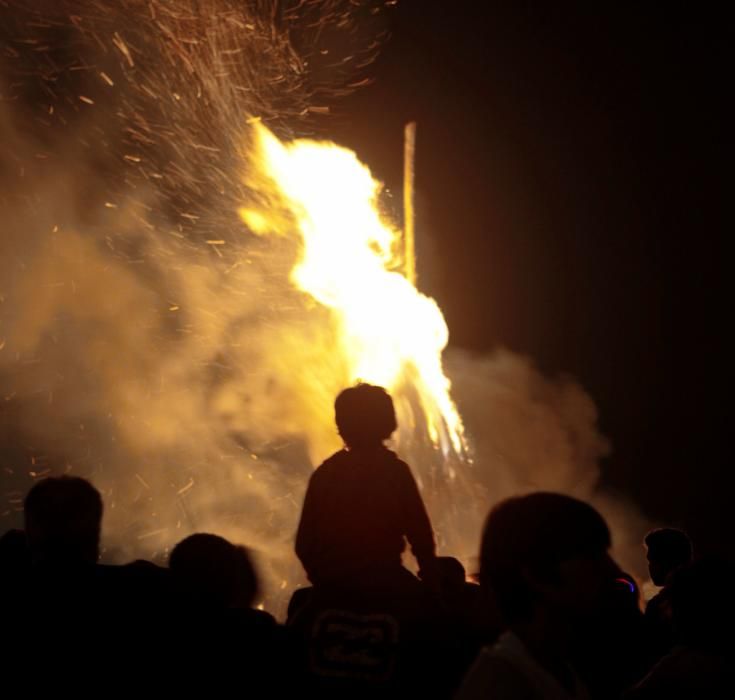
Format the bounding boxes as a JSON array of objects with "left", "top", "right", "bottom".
[{"left": 335, "top": 383, "right": 397, "bottom": 448}]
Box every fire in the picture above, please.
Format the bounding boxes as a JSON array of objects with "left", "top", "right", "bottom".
[{"left": 240, "top": 121, "right": 466, "bottom": 459}]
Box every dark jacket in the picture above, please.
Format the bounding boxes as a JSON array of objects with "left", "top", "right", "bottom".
[{"left": 295, "top": 446, "right": 436, "bottom": 586}]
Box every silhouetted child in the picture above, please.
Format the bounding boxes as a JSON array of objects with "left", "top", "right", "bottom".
[
  {"left": 295, "top": 383, "right": 437, "bottom": 592},
  {"left": 293, "top": 386, "right": 448, "bottom": 700}
]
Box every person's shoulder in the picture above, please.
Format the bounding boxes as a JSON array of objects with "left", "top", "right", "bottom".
[
  {"left": 313, "top": 450, "right": 350, "bottom": 477},
  {"left": 386, "top": 451, "right": 416, "bottom": 478},
  {"left": 320, "top": 449, "right": 350, "bottom": 466},
  {"left": 373, "top": 446, "right": 407, "bottom": 467}
]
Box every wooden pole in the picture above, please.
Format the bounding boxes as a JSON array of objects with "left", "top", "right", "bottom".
[{"left": 403, "top": 121, "right": 417, "bottom": 286}]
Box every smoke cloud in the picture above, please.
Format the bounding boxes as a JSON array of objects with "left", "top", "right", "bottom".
[{"left": 1, "top": 1, "right": 648, "bottom": 616}]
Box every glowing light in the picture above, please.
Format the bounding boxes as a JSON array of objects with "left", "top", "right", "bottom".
[
  {"left": 615, "top": 577, "right": 636, "bottom": 594},
  {"left": 241, "top": 122, "right": 466, "bottom": 457}
]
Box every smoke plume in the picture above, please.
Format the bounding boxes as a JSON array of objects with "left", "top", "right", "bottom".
[{"left": 1, "top": 1, "right": 648, "bottom": 616}]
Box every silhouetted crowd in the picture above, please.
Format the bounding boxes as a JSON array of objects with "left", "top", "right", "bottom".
[{"left": 1, "top": 384, "right": 732, "bottom": 697}]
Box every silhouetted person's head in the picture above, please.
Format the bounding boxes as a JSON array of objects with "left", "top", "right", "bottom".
[
  {"left": 645, "top": 528, "right": 692, "bottom": 586},
  {"left": 480, "top": 492, "right": 619, "bottom": 627},
  {"left": 24, "top": 476, "right": 103, "bottom": 564},
  {"left": 435, "top": 556, "right": 467, "bottom": 593},
  {"left": 169, "top": 533, "right": 258, "bottom": 608},
  {"left": 334, "top": 383, "right": 397, "bottom": 449}
]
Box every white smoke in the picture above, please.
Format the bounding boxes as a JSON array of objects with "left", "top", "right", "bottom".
[{"left": 446, "top": 350, "right": 649, "bottom": 577}]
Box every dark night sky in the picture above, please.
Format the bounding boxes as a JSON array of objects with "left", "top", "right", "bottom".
[{"left": 331, "top": 2, "right": 730, "bottom": 555}]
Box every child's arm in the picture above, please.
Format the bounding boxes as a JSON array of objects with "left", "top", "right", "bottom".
[{"left": 397, "top": 460, "right": 437, "bottom": 577}]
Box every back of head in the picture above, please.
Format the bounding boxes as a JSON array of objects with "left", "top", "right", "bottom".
[
  {"left": 480, "top": 492, "right": 612, "bottom": 624},
  {"left": 645, "top": 528, "right": 692, "bottom": 585},
  {"left": 436, "top": 556, "right": 467, "bottom": 592},
  {"left": 169, "top": 533, "right": 258, "bottom": 608},
  {"left": 334, "top": 383, "right": 397, "bottom": 449},
  {"left": 24, "top": 476, "right": 103, "bottom": 564}
]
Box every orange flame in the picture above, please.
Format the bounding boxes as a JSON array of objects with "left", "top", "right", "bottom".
[{"left": 240, "top": 121, "right": 466, "bottom": 459}]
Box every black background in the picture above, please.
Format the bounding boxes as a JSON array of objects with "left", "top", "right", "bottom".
[{"left": 331, "top": 2, "right": 730, "bottom": 557}]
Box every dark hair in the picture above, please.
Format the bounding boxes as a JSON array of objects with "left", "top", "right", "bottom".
[
  {"left": 480, "top": 492, "right": 611, "bottom": 623},
  {"left": 24, "top": 476, "right": 103, "bottom": 563},
  {"left": 644, "top": 528, "right": 692, "bottom": 564},
  {"left": 169, "top": 533, "right": 259, "bottom": 608},
  {"left": 435, "top": 556, "right": 467, "bottom": 591},
  {"left": 334, "top": 383, "right": 397, "bottom": 448}
]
